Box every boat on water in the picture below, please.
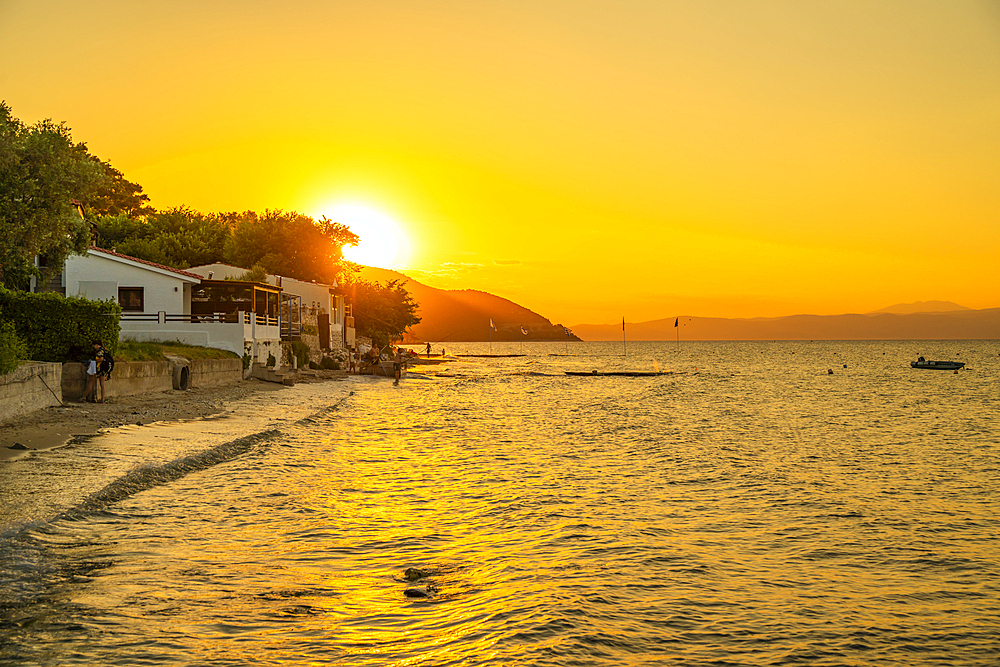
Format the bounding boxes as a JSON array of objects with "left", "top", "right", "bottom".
[
  {"left": 359, "top": 359, "right": 407, "bottom": 378},
  {"left": 910, "top": 357, "right": 965, "bottom": 370},
  {"left": 566, "top": 371, "right": 670, "bottom": 377},
  {"left": 456, "top": 354, "right": 526, "bottom": 358},
  {"left": 406, "top": 355, "right": 455, "bottom": 365}
]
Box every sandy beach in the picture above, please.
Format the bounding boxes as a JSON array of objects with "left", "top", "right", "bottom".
[{"left": 0, "top": 372, "right": 349, "bottom": 462}]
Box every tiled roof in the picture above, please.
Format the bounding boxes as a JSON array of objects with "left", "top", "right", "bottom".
[{"left": 90, "top": 247, "right": 205, "bottom": 280}]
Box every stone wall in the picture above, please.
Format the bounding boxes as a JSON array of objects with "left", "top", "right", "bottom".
[
  {"left": 0, "top": 363, "right": 63, "bottom": 423},
  {"left": 300, "top": 306, "right": 323, "bottom": 359},
  {"left": 62, "top": 357, "right": 242, "bottom": 400}
]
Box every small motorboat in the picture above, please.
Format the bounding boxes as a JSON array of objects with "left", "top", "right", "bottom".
[{"left": 910, "top": 357, "right": 965, "bottom": 370}]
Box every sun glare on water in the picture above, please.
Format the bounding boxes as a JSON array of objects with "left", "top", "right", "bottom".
[{"left": 324, "top": 203, "right": 409, "bottom": 269}]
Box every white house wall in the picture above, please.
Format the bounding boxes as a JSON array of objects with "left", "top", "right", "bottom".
[
  {"left": 279, "top": 277, "right": 333, "bottom": 313},
  {"left": 65, "top": 253, "right": 188, "bottom": 314}
]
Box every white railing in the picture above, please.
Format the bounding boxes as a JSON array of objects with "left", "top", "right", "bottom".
[{"left": 120, "top": 311, "right": 280, "bottom": 326}]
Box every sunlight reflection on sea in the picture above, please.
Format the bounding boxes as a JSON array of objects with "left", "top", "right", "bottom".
[{"left": 2, "top": 341, "right": 998, "bottom": 665}]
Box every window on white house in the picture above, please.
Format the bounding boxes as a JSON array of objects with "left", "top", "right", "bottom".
[{"left": 119, "top": 287, "right": 144, "bottom": 311}]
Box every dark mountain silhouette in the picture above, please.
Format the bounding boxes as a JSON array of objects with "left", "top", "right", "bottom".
[
  {"left": 571, "top": 308, "right": 1000, "bottom": 341},
  {"left": 355, "top": 266, "right": 580, "bottom": 343}
]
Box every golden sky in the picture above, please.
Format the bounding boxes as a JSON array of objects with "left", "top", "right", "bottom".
[{"left": 2, "top": 0, "right": 998, "bottom": 324}]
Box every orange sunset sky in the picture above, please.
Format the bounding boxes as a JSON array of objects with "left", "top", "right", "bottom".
[{"left": 2, "top": 1, "right": 998, "bottom": 325}]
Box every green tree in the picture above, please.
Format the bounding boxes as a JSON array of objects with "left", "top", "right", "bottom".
[
  {"left": 348, "top": 278, "right": 421, "bottom": 349},
  {"left": 93, "top": 207, "right": 231, "bottom": 268},
  {"left": 82, "top": 158, "right": 155, "bottom": 218},
  {"left": 0, "top": 102, "right": 105, "bottom": 289},
  {"left": 225, "top": 210, "right": 358, "bottom": 284}
]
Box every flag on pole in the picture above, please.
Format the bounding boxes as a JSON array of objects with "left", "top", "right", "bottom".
[
  {"left": 564, "top": 327, "right": 570, "bottom": 336},
  {"left": 674, "top": 317, "right": 679, "bottom": 327},
  {"left": 623, "top": 317, "right": 626, "bottom": 331},
  {"left": 520, "top": 326, "right": 527, "bottom": 336},
  {"left": 490, "top": 318, "right": 496, "bottom": 330}
]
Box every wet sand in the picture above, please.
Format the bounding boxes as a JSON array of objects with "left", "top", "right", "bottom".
[{"left": 1, "top": 372, "right": 348, "bottom": 462}]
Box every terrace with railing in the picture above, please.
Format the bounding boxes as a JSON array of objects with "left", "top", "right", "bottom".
[{"left": 117, "top": 280, "right": 296, "bottom": 357}]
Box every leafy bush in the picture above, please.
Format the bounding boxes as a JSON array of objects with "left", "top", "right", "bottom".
[
  {"left": 0, "top": 289, "right": 121, "bottom": 362},
  {"left": 308, "top": 360, "right": 321, "bottom": 370},
  {"left": 320, "top": 357, "right": 339, "bottom": 370},
  {"left": 290, "top": 340, "right": 310, "bottom": 367},
  {"left": 266, "top": 352, "right": 276, "bottom": 367},
  {"left": 0, "top": 320, "right": 26, "bottom": 374}
]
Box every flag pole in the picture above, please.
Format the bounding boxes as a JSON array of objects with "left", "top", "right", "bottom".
[
  {"left": 489, "top": 319, "right": 493, "bottom": 355},
  {"left": 675, "top": 315, "right": 679, "bottom": 350},
  {"left": 623, "top": 317, "right": 626, "bottom": 357}
]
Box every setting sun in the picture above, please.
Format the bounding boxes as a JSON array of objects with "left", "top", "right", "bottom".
[{"left": 321, "top": 203, "right": 410, "bottom": 269}]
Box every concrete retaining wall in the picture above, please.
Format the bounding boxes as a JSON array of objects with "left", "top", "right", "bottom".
[
  {"left": 0, "top": 363, "right": 63, "bottom": 423},
  {"left": 62, "top": 357, "right": 243, "bottom": 400},
  {"left": 189, "top": 358, "right": 242, "bottom": 388}
]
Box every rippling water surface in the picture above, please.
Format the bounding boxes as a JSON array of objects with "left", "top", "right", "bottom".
[{"left": 2, "top": 341, "right": 999, "bottom": 665}]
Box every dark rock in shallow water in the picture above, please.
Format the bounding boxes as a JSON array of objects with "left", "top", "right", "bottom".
[
  {"left": 404, "top": 567, "right": 430, "bottom": 581},
  {"left": 404, "top": 587, "right": 431, "bottom": 599},
  {"left": 7, "top": 443, "right": 30, "bottom": 450}
]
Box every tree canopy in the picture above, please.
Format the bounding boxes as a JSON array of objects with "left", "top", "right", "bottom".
[
  {"left": 94, "top": 207, "right": 230, "bottom": 268},
  {"left": 0, "top": 102, "right": 104, "bottom": 288},
  {"left": 93, "top": 207, "right": 360, "bottom": 283},
  {"left": 347, "top": 278, "right": 421, "bottom": 350},
  {"left": 224, "top": 210, "right": 358, "bottom": 284},
  {"left": 82, "top": 158, "right": 155, "bottom": 218}
]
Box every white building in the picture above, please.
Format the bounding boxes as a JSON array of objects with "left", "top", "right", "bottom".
[
  {"left": 187, "top": 263, "right": 353, "bottom": 352},
  {"left": 60, "top": 248, "right": 282, "bottom": 362}
]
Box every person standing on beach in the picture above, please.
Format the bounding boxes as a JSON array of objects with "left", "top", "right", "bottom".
[
  {"left": 79, "top": 340, "right": 107, "bottom": 403},
  {"left": 393, "top": 346, "right": 404, "bottom": 385},
  {"left": 425, "top": 342, "right": 431, "bottom": 357}
]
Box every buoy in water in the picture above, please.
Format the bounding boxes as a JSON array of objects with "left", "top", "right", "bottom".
[{"left": 827, "top": 369, "right": 834, "bottom": 374}]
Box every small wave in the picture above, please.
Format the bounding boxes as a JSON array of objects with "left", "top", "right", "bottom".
[
  {"left": 59, "top": 395, "right": 357, "bottom": 521},
  {"left": 293, "top": 393, "right": 354, "bottom": 426},
  {"left": 61, "top": 429, "right": 281, "bottom": 521}
]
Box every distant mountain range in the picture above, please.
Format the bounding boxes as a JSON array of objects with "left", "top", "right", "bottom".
[
  {"left": 355, "top": 266, "right": 580, "bottom": 343},
  {"left": 572, "top": 303, "right": 1000, "bottom": 341},
  {"left": 351, "top": 273, "right": 999, "bottom": 342},
  {"left": 866, "top": 301, "right": 972, "bottom": 315}
]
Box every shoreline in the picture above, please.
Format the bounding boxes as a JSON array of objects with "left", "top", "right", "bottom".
[{"left": 1, "top": 373, "right": 348, "bottom": 462}]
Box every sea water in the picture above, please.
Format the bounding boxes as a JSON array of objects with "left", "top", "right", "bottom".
[{"left": 1, "top": 340, "right": 998, "bottom": 666}]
